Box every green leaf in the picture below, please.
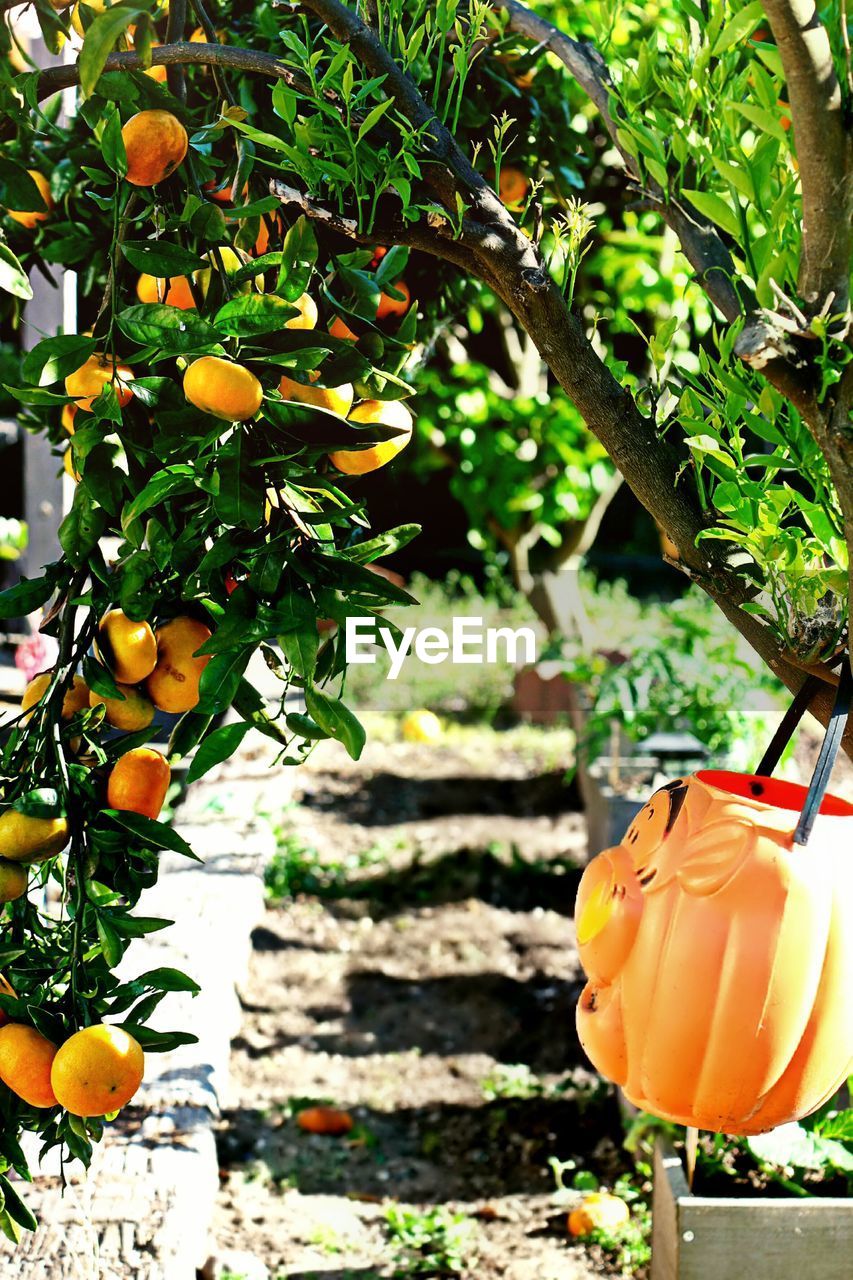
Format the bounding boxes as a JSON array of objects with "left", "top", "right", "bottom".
[
  {"left": 12, "top": 787, "right": 64, "bottom": 819},
  {"left": 748, "top": 1123, "right": 853, "bottom": 1173},
  {"left": 22, "top": 335, "right": 97, "bottom": 388},
  {"left": 80, "top": 6, "right": 143, "bottom": 98},
  {"left": 121, "top": 465, "right": 198, "bottom": 530},
  {"left": 285, "top": 711, "right": 328, "bottom": 741},
  {"left": 107, "top": 811, "right": 199, "bottom": 860},
  {"left": 0, "top": 574, "right": 54, "bottom": 620},
  {"left": 122, "top": 241, "right": 206, "bottom": 277},
  {"left": 712, "top": 1, "right": 764, "bottom": 54},
  {"left": 304, "top": 686, "right": 365, "bottom": 760},
  {"left": 681, "top": 190, "right": 741, "bottom": 240},
  {"left": 731, "top": 101, "right": 789, "bottom": 144},
  {"left": 116, "top": 304, "right": 221, "bottom": 353},
  {"left": 96, "top": 915, "right": 123, "bottom": 967},
  {"left": 343, "top": 524, "right": 420, "bottom": 563},
  {"left": 213, "top": 432, "right": 264, "bottom": 527},
  {"left": 0, "top": 1177, "right": 37, "bottom": 1233},
  {"left": 133, "top": 967, "right": 201, "bottom": 994},
  {"left": 117, "top": 1026, "right": 199, "bottom": 1052},
  {"left": 196, "top": 647, "right": 252, "bottom": 715},
  {"left": 185, "top": 721, "right": 251, "bottom": 783},
  {"left": 99, "top": 103, "right": 128, "bottom": 178},
  {"left": 277, "top": 214, "right": 318, "bottom": 301},
  {"left": 0, "top": 245, "right": 33, "bottom": 301},
  {"left": 214, "top": 293, "right": 298, "bottom": 336},
  {"left": 280, "top": 618, "right": 318, "bottom": 680},
  {"left": 0, "top": 160, "right": 47, "bottom": 211},
  {"left": 231, "top": 677, "right": 290, "bottom": 746},
  {"left": 59, "top": 487, "right": 107, "bottom": 565},
  {"left": 357, "top": 98, "right": 394, "bottom": 142}
]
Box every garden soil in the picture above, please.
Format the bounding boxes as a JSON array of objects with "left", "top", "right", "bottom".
[{"left": 208, "top": 729, "right": 639, "bottom": 1280}]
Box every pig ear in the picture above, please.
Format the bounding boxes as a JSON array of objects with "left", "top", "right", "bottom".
[{"left": 676, "top": 820, "right": 753, "bottom": 895}]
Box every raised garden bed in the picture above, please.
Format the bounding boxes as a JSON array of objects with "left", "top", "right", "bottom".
[{"left": 651, "top": 1139, "right": 853, "bottom": 1280}]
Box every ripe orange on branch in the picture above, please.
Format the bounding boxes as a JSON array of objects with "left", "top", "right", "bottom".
[
  {"left": 146, "top": 616, "right": 213, "bottom": 714},
  {"left": 0, "top": 862, "right": 28, "bottom": 905},
  {"left": 121, "top": 110, "right": 188, "bottom": 187},
  {"left": 184, "top": 356, "right": 263, "bottom": 422},
  {"left": 89, "top": 683, "right": 155, "bottom": 732},
  {"left": 136, "top": 273, "right": 196, "bottom": 310},
  {"left": 329, "top": 399, "right": 414, "bottom": 475},
  {"left": 6, "top": 170, "right": 52, "bottom": 228},
  {"left": 107, "top": 748, "right": 170, "bottom": 820},
  {"left": 0, "top": 1025, "right": 58, "bottom": 1108},
  {"left": 22, "top": 672, "right": 89, "bottom": 721},
  {"left": 65, "top": 354, "right": 135, "bottom": 411},
  {"left": 285, "top": 292, "right": 319, "bottom": 330},
  {"left": 97, "top": 610, "right": 158, "bottom": 684},
  {"left": 376, "top": 279, "right": 411, "bottom": 321},
  {"left": 0, "top": 810, "right": 69, "bottom": 864},
  {"left": 51, "top": 1024, "right": 144, "bottom": 1117},
  {"left": 279, "top": 372, "right": 354, "bottom": 417}
]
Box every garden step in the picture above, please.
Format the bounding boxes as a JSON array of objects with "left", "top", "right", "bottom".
[{"left": 0, "top": 740, "right": 286, "bottom": 1279}]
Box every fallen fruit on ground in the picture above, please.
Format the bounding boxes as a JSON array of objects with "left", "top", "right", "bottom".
[
  {"left": 6, "top": 169, "right": 52, "bottom": 228},
  {"left": 107, "top": 748, "right": 171, "bottom": 820},
  {"left": 146, "top": 616, "right": 213, "bottom": 714},
  {"left": 0, "top": 810, "right": 69, "bottom": 863},
  {"left": 0, "top": 862, "right": 27, "bottom": 905},
  {"left": 184, "top": 356, "right": 263, "bottom": 421},
  {"left": 297, "top": 1106, "right": 354, "bottom": 1136},
  {"left": 136, "top": 273, "right": 196, "bottom": 310},
  {"left": 22, "top": 672, "right": 89, "bottom": 721},
  {"left": 401, "top": 708, "right": 441, "bottom": 744},
  {"left": 329, "top": 399, "right": 414, "bottom": 474},
  {"left": 279, "top": 372, "right": 354, "bottom": 417},
  {"left": 65, "top": 354, "right": 134, "bottom": 411},
  {"left": 568, "top": 1192, "right": 631, "bottom": 1237},
  {"left": 89, "top": 683, "right": 155, "bottom": 732},
  {"left": 0, "top": 1024, "right": 58, "bottom": 1108},
  {"left": 97, "top": 610, "right": 158, "bottom": 684},
  {"left": 376, "top": 279, "right": 411, "bottom": 320},
  {"left": 51, "top": 1024, "right": 144, "bottom": 1117},
  {"left": 121, "top": 110, "right": 188, "bottom": 186}
]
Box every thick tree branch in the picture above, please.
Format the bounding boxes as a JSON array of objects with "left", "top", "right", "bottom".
[
  {"left": 165, "top": 0, "right": 188, "bottom": 102},
  {"left": 762, "top": 0, "right": 852, "bottom": 313}
]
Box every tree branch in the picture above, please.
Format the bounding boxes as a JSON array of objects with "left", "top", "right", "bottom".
[
  {"left": 762, "top": 0, "right": 852, "bottom": 314},
  {"left": 165, "top": 0, "right": 188, "bottom": 102}
]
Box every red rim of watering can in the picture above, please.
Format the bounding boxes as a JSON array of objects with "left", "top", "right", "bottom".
[{"left": 754, "top": 658, "right": 853, "bottom": 846}]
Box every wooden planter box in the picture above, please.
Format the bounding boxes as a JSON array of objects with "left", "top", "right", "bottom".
[{"left": 651, "top": 1139, "right": 853, "bottom": 1280}]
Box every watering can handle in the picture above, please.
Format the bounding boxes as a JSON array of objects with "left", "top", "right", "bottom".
[{"left": 754, "top": 660, "right": 853, "bottom": 846}]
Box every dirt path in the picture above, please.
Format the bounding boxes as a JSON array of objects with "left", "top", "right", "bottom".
[{"left": 209, "top": 730, "right": 637, "bottom": 1280}]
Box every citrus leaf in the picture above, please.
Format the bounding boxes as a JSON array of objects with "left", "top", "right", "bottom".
[
  {"left": 0, "top": 245, "right": 33, "bottom": 301},
  {"left": 185, "top": 721, "right": 251, "bottom": 783},
  {"left": 22, "top": 335, "right": 97, "bottom": 387}
]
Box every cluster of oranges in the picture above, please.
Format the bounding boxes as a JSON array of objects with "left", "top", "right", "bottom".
[
  {"left": 0, "top": 606, "right": 216, "bottom": 1117},
  {"left": 12, "top": 105, "right": 419, "bottom": 479}
]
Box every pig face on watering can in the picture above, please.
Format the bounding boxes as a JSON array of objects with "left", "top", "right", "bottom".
[{"left": 575, "top": 770, "right": 853, "bottom": 1135}]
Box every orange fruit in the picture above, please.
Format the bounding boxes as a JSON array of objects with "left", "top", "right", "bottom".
[
  {"left": 202, "top": 178, "right": 235, "bottom": 204},
  {"left": 369, "top": 246, "right": 387, "bottom": 269},
  {"left": 0, "top": 1024, "right": 58, "bottom": 1107},
  {"left": 279, "top": 372, "right": 353, "bottom": 417},
  {"left": 329, "top": 315, "right": 359, "bottom": 342},
  {"left": 70, "top": 0, "right": 108, "bottom": 37},
  {"left": 107, "top": 748, "right": 170, "bottom": 820},
  {"left": 0, "top": 862, "right": 28, "bottom": 905},
  {"left": 0, "top": 975, "right": 16, "bottom": 1026},
  {"left": 146, "top": 616, "right": 213, "bottom": 714},
  {"left": 193, "top": 246, "right": 263, "bottom": 300},
  {"left": 97, "top": 610, "right": 158, "bottom": 684},
  {"left": 401, "top": 709, "right": 441, "bottom": 743},
  {"left": 51, "top": 1024, "right": 144, "bottom": 1117},
  {"left": 7, "top": 170, "right": 52, "bottom": 228},
  {"left": 22, "top": 671, "right": 89, "bottom": 721},
  {"left": 253, "top": 212, "right": 282, "bottom": 256},
  {"left": 296, "top": 1106, "right": 354, "bottom": 1136},
  {"left": 285, "top": 292, "right": 318, "bottom": 331},
  {"left": 121, "top": 110, "right": 188, "bottom": 187},
  {"left": 498, "top": 165, "right": 529, "bottom": 209},
  {"left": 0, "top": 810, "right": 69, "bottom": 864},
  {"left": 329, "top": 399, "right": 413, "bottom": 475},
  {"left": 61, "top": 403, "right": 77, "bottom": 435},
  {"left": 376, "top": 279, "right": 411, "bottom": 321},
  {"left": 184, "top": 356, "right": 263, "bottom": 421},
  {"left": 89, "top": 683, "right": 155, "bottom": 732},
  {"left": 136, "top": 273, "right": 196, "bottom": 310},
  {"left": 568, "top": 1192, "right": 630, "bottom": 1238},
  {"left": 65, "top": 354, "right": 135, "bottom": 411}
]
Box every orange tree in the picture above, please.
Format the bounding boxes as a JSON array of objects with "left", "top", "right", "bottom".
[{"left": 0, "top": 0, "right": 850, "bottom": 1235}]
